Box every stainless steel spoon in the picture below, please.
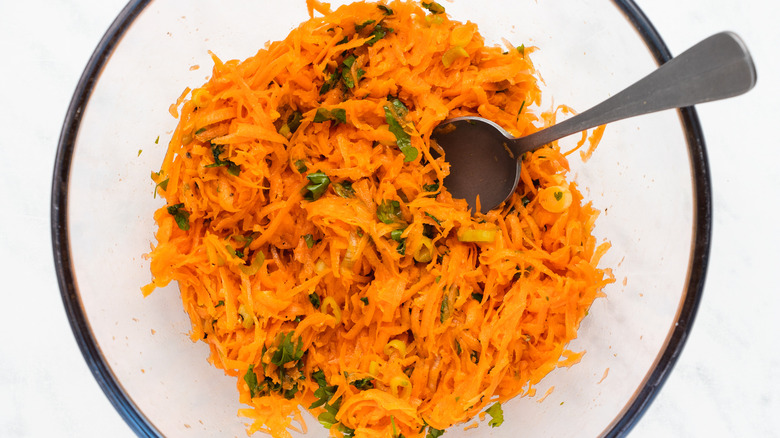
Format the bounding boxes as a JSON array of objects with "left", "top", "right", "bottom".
[{"left": 431, "top": 31, "right": 756, "bottom": 214}]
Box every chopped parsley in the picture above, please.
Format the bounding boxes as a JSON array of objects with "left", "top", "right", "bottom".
[
  {"left": 166, "top": 203, "right": 190, "bottom": 231},
  {"left": 485, "top": 402, "right": 504, "bottom": 427},
  {"left": 271, "top": 332, "right": 305, "bottom": 368},
  {"left": 354, "top": 20, "right": 375, "bottom": 32},
  {"left": 313, "top": 107, "right": 347, "bottom": 124},
  {"left": 426, "top": 426, "right": 445, "bottom": 438},
  {"left": 383, "top": 99, "right": 418, "bottom": 162},
  {"left": 304, "top": 234, "right": 316, "bottom": 248},
  {"left": 205, "top": 143, "right": 241, "bottom": 176},
  {"left": 425, "top": 212, "right": 442, "bottom": 226},
  {"left": 154, "top": 177, "right": 169, "bottom": 198},
  {"left": 309, "top": 370, "right": 338, "bottom": 409},
  {"left": 319, "top": 70, "right": 341, "bottom": 95},
  {"left": 310, "top": 370, "right": 347, "bottom": 431},
  {"left": 377, "top": 4, "right": 393, "bottom": 15},
  {"left": 341, "top": 55, "right": 366, "bottom": 89},
  {"left": 243, "top": 365, "right": 261, "bottom": 398},
  {"left": 423, "top": 183, "right": 439, "bottom": 192},
  {"left": 350, "top": 377, "right": 374, "bottom": 390},
  {"left": 309, "top": 292, "right": 321, "bottom": 309},
  {"left": 366, "top": 22, "right": 393, "bottom": 45}
]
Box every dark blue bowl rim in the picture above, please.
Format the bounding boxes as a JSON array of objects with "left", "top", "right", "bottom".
[{"left": 50, "top": 1, "right": 709, "bottom": 437}]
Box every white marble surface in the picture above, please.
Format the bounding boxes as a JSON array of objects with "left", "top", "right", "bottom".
[{"left": 1, "top": 0, "right": 777, "bottom": 437}]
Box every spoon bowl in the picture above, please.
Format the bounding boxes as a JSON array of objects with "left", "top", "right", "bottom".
[
  {"left": 431, "top": 117, "right": 521, "bottom": 213},
  {"left": 432, "top": 31, "right": 756, "bottom": 214}
]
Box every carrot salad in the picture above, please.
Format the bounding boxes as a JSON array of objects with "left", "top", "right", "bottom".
[{"left": 143, "top": 1, "right": 613, "bottom": 437}]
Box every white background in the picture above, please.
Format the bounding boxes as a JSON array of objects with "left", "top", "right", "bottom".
[{"left": 1, "top": 0, "right": 777, "bottom": 437}]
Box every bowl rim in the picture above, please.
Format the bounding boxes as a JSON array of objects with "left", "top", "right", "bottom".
[{"left": 50, "top": 1, "right": 710, "bottom": 436}]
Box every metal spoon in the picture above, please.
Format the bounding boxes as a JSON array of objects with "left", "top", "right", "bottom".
[{"left": 431, "top": 31, "right": 756, "bottom": 214}]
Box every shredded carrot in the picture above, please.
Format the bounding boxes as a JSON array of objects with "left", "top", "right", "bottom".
[
  {"left": 145, "top": 1, "right": 613, "bottom": 437},
  {"left": 537, "top": 386, "right": 555, "bottom": 403},
  {"left": 598, "top": 367, "right": 610, "bottom": 384}
]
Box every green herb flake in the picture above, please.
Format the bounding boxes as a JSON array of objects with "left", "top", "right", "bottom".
[
  {"left": 521, "top": 196, "right": 530, "bottom": 207},
  {"left": 354, "top": 20, "right": 375, "bottom": 32},
  {"left": 319, "top": 70, "right": 341, "bottom": 95},
  {"left": 425, "top": 212, "right": 442, "bottom": 226},
  {"left": 313, "top": 107, "right": 347, "bottom": 124},
  {"left": 309, "top": 292, "right": 321, "bottom": 309},
  {"left": 303, "top": 170, "right": 331, "bottom": 201},
  {"left": 350, "top": 377, "right": 374, "bottom": 390},
  {"left": 471, "top": 292, "right": 484, "bottom": 302},
  {"left": 215, "top": 300, "right": 225, "bottom": 307},
  {"left": 205, "top": 143, "right": 241, "bottom": 176},
  {"left": 284, "top": 111, "right": 303, "bottom": 135},
  {"left": 485, "top": 402, "right": 504, "bottom": 427},
  {"left": 378, "top": 4, "right": 393, "bottom": 14},
  {"left": 312, "top": 373, "right": 343, "bottom": 430},
  {"left": 377, "top": 199, "right": 403, "bottom": 224},
  {"left": 396, "top": 238, "right": 406, "bottom": 255},
  {"left": 332, "top": 181, "right": 355, "bottom": 198},
  {"left": 383, "top": 99, "right": 418, "bottom": 162},
  {"left": 155, "top": 136, "right": 160, "bottom": 144},
  {"left": 294, "top": 159, "right": 308, "bottom": 174},
  {"left": 153, "top": 177, "right": 169, "bottom": 198},
  {"left": 243, "top": 365, "right": 260, "bottom": 398},
  {"left": 318, "top": 410, "right": 338, "bottom": 429},
  {"left": 518, "top": 100, "right": 526, "bottom": 115},
  {"left": 270, "top": 332, "right": 305, "bottom": 368},
  {"left": 339, "top": 424, "right": 356, "bottom": 437},
  {"left": 422, "top": 1, "right": 446, "bottom": 14},
  {"left": 366, "top": 23, "right": 392, "bottom": 46},
  {"left": 342, "top": 67, "right": 356, "bottom": 89},
  {"left": 360, "top": 297, "right": 369, "bottom": 305},
  {"left": 426, "top": 426, "right": 445, "bottom": 438},
  {"left": 304, "top": 234, "right": 316, "bottom": 248},
  {"left": 554, "top": 190, "right": 563, "bottom": 201},
  {"left": 309, "top": 369, "right": 338, "bottom": 409},
  {"left": 423, "top": 183, "right": 439, "bottom": 192},
  {"left": 440, "top": 295, "right": 450, "bottom": 323},
  {"left": 166, "top": 203, "right": 190, "bottom": 230},
  {"left": 517, "top": 44, "right": 525, "bottom": 57}
]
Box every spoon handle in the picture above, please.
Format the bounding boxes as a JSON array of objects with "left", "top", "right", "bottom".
[{"left": 511, "top": 31, "right": 756, "bottom": 155}]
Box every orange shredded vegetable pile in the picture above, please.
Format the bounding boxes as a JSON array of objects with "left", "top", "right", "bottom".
[{"left": 143, "top": 1, "right": 614, "bottom": 437}]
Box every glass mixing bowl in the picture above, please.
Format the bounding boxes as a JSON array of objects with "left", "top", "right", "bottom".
[{"left": 51, "top": 0, "right": 709, "bottom": 436}]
